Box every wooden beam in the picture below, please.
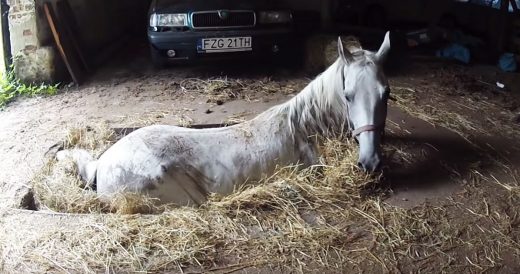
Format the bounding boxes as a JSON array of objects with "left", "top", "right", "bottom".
[
  {"left": 55, "top": 0, "right": 90, "bottom": 73},
  {"left": 44, "top": 2, "right": 85, "bottom": 85}
]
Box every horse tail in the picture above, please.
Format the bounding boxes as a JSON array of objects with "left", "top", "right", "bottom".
[{"left": 56, "top": 149, "right": 98, "bottom": 188}]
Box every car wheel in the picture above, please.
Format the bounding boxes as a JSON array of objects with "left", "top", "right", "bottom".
[{"left": 150, "top": 46, "right": 166, "bottom": 69}]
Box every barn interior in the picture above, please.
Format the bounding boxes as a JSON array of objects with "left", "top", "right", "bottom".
[
  {"left": 1, "top": 0, "right": 520, "bottom": 273},
  {"left": 2, "top": 0, "right": 517, "bottom": 82}
]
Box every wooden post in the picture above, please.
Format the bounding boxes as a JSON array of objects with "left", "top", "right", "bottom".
[{"left": 44, "top": 2, "right": 85, "bottom": 85}]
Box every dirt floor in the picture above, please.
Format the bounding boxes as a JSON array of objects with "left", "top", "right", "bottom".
[{"left": 1, "top": 42, "right": 520, "bottom": 273}]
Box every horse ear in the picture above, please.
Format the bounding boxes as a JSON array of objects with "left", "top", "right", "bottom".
[
  {"left": 376, "top": 31, "right": 391, "bottom": 62},
  {"left": 338, "top": 37, "right": 353, "bottom": 64}
]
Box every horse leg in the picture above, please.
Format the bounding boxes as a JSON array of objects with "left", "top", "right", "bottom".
[{"left": 299, "top": 141, "right": 320, "bottom": 167}]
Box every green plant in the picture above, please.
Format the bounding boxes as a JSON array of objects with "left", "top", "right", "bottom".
[{"left": 0, "top": 66, "right": 59, "bottom": 108}]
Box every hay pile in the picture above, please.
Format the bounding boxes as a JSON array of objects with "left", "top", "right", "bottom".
[
  {"left": 29, "top": 125, "right": 381, "bottom": 272},
  {"left": 8, "top": 123, "right": 520, "bottom": 273},
  {"left": 177, "top": 77, "right": 304, "bottom": 104},
  {"left": 34, "top": 124, "right": 163, "bottom": 214},
  {"left": 304, "top": 35, "right": 362, "bottom": 73}
]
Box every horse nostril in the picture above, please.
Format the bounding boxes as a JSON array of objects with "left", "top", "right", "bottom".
[{"left": 358, "top": 161, "right": 382, "bottom": 172}]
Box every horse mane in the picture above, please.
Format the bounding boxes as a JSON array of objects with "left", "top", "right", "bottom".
[
  {"left": 254, "top": 35, "right": 380, "bottom": 139},
  {"left": 281, "top": 58, "right": 347, "bottom": 137},
  {"left": 261, "top": 52, "right": 369, "bottom": 138}
]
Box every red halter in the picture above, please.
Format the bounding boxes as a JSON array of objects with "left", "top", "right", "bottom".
[{"left": 351, "top": 124, "right": 380, "bottom": 137}]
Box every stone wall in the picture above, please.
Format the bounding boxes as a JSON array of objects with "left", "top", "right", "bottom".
[{"left": 8, "top": 0, "right": 57, "bottom": 83}]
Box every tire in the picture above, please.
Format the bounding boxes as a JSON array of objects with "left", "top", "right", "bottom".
[{"left": 150, "top": 46, "right": 166, "bottom": 69}]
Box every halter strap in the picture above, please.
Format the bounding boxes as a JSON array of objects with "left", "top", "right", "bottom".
[
  {"left": 345, "top": 102, "right": 383, "bottom": 138},
  {"left": 351, "top": 124, "right": 379, "bottom": 137}
]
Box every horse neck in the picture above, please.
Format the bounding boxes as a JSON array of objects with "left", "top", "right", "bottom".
[{"left": 275, "top": 59, "right": 348, "bottom": 138}]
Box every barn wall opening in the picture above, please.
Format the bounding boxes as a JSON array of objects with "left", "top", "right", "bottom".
[
  {"left": 6, "top": 0, "right": 151, "bottom": 84},
  {"left": 6, "top": 0, "right": 330, "bottom": 85}
]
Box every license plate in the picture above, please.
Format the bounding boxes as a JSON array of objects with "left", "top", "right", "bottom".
[{"left": 198, "top": 37, "right": 252, "bottom": 53}]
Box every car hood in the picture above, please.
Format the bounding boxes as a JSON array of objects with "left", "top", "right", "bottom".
[{"left": 152, "top": 0, "right": 288, "bottom": 13}]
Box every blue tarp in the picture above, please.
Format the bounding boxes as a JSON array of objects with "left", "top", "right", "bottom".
[
  {"left": 436, "top": 43, "right": 471, "bottom": 64},
  {"left": 498, "top": 53, "right": 518, "bottom": 72}
]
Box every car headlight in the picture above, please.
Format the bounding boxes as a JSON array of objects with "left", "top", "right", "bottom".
[
  {"left": 258, "top": 11, "right": 292, "bottom": 24},
  {"left": 150, "top": 13, "right": 188, "bottom": 27}
]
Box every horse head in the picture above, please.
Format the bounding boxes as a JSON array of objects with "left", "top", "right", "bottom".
[{"left": 338, "top": 32, "right": 391, "bottom": 172}]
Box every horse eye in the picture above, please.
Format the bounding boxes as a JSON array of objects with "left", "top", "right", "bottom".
[{"left": 345, "top": 91, "right": 354, "bottom": 102}]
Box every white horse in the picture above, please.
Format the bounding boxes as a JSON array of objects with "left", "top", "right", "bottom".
[{"left": 57, "top": 32, "right": 391, "bottom": 206}]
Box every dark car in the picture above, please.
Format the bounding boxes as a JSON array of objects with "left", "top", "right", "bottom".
[{"left": 147, "top": 0, "right": 294, "bottom": 67}]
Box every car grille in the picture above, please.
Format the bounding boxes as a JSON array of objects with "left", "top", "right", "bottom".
[{"left": 192, "top": 11, "right": 255, "bottom": 29}]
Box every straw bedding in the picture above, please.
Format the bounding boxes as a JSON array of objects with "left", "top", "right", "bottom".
[
  {"left": 390, "top": 65, "right": 520, "bottom": 143},
  {"left": 3, "top": 118, "right": 516, "bottom": 273},
  {"left": 22, "top": 126, "right": 381, "bottom": 272},
  {"left": 177, "top": 77, "right": 304, "bottom": 105},
  {"left": 3, "top": 50, "right": 520, "bottom": 272}
]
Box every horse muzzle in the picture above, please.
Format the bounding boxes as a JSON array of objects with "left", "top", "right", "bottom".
[
  {"left": 358, "top": 154, "right": 382, "bottom": 172},
  {"left": 351, "top": 124, "right": 384, "bottom": 173}
]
